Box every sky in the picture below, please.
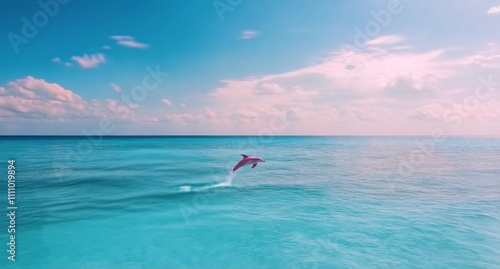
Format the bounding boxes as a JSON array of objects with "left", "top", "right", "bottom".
[{"left": 0, "top": 0, "right": 500, "bottom": 135}]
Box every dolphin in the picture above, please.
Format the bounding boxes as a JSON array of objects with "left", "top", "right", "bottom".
[{"left": 232, "top": 154, "right": 265, "bottom": 173}]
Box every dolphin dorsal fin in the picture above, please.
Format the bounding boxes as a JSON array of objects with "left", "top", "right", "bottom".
[{"left": 241, "top": 154, "right": 249, "bottom": 159}]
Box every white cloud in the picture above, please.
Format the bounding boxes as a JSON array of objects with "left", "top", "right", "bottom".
[
  {"left": 161, "top": 98, "right": 172, "bottom": 106},
  {"left": 487, "top": 6, "right": 500, "bottom": 14},
  {"left": 52, "top": 57, "right": 61, "bottom": 63},
  {"left": 102, "top": 45, "right": 112, "bottom": 50},
  {"left": 110, "top": 35, "right": 150, "bottom": 49},
  {"left": 110, "top": 83, "right": 122, "bottom": 93},
  {"left": 240, "top": 30, "right": 260, "bottom": 40},
  {"left": 71, "top": 53, "right": 106, "bottom": 68}
]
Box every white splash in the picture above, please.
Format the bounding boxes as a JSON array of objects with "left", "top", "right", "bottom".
[
  {"left": 179, "top": 185, "right": 192, "bottom": 192},
  {"left": 202, "top": 172, "right": 235, "bottom": 190}
]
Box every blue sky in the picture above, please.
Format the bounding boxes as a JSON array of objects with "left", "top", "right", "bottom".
[{"left": 1, "top": 0, "right": 500, "bottom": 134}]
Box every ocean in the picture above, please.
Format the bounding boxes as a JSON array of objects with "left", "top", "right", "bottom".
[{"left": 0, "top": 136, "right": 499, "bottom": 269}]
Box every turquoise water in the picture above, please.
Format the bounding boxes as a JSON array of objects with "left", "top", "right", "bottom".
[{"left": 0, "top": 136, "right": 499, "bottom": 269}]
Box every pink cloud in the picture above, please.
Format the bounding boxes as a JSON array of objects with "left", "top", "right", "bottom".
[
  {"left": 110, "top": 83, "right": 122, "bottom": 93},
  {"left": 164, "top": 40, "right": 500, "bottom": 135},
  {"left": 7, "top": 76, "right": 83, "bottom": 102},
  {"left": 205, "top": 107, "right": 217, "bottom": 118},
  {"left": 0, "top": 76, "right": 134, "bottom": 122},
  {"left": 487, "top": 6, "right": 500, "bottom": 14},
  {"left": 461, "top": 43, "right": 500, "bottom": 68},
  {"left": 240, "top": 30, "right": 260, "bottom": 40},
  {"left": 412, "top": 99, "right": 500, "bottom": 124},
  {"left": 110, "top": 35, "right": 150, "bottom": 49},
  {"left": 161, "top": 98, "right": 173, "bottom": 106},
  {"left": 71, "top": 53, "right": 106, "bottom": 68},
  {"left": 142, "top": 116, "right": 159, "bottom": 123},
  {"left": 365, "top": 35, "right": 404, "bottom": 46},
  {"left": 165, "top": 113, "right": 205, "bottom": 125}
]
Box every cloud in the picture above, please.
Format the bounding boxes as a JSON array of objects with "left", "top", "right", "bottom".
[
  {"left": 166, "top": 113, "right": 205, "bottom": 125},
  {"left": 110, "top": 35, "right": 150, "bottom": 49},
  {"left": 102, "top": 45, "right": 111, "bottom": 50},
  {"left": 0, "top": 76, "right": 134, "bottom": 122},
  {"left": 110, "top": 83, "right": 122, "bottom": 93},
  {"left": 52, "top": 57, "right": 72, "bottom": 67},
  {"left": 411, "top": 100, "right": 500, "bottom": 124},
  {"left": 157, "top": 38, "right": 500, "bottom": 134},
  {"left": 365, "top": 35, "right": 404, "bottom": 46},
  {"left": 487, "top": 6, "right": 500, "bottom": 14},
  {"left": 410, "top": 103, "right": 451, "bottom": 122},
  {"left": 161, "top": 98, "right": 172, "bottom": 106},
  {"left": 460, "top": 42, "right": 500, "bottom": 67},
  {"left": 255, "top": 83, "right": 286, "bottom": 95},
  {"left": 5, "top": 37, "right": 500, "bottom": 135},
  {"left": 205, "top": 107, "right": 217, "bottom": 118},
  {"left": 71, "top": 53, "right": 106, "bottom": 68},
  {"left": 142, "top": 116, "right": 159, "bottom": 123},
  {"left": 240, "top": 30, "right": 260, "bottom": 40},
  {"left": 340, "top": 106, "right": 380, "bottom": 121},
  {"left": 211, "top": 44, "right": 452, "bottom": 106}
]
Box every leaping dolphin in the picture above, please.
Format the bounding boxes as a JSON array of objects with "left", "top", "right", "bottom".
[{"left": 232, "top": 154, "right": 265, "bottom": 173}]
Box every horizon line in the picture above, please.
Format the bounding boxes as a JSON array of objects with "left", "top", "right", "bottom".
[{"left": 1, "top": 134, "right": 499, "bottom": 138}]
